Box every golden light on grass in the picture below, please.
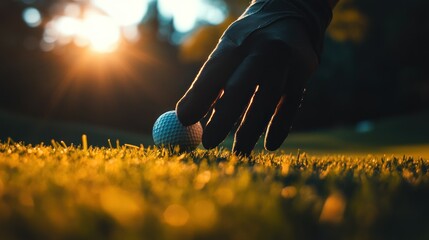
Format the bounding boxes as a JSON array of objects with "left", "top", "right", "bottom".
[
  {"left": 18, "top": 192, "right": 34, "bottom": 207},
  {"left": 319, "top": 193, "right": 346, "bottom": 224},
  {"left": 192, "top": 200, "right": 217, "bottom": 228},
  {"left": 82, "top": 134, "right": 88, "bottom": 151},
  {"left": 225, "top": 164, "right": 235, "bottom": 175},
  {"left": 46, "top": 203, "right": 70, "bottom": 231},
  {"left": 194, "top": 170, "right": 211, "bottom": 190},
  {"left": 163, "top": 204, "right": 190, "bottom": 227},
  {"left": 100, "top": 187, "right": 143, "bottom": 226},
  {"left": 281, "top": 162, "right": 290, "bottom": 176},
  {"left": 237, "top": 171, "right": 251, "bottom": 190},
  {"left": 281, "top": 186, "right": 297, "bottom": 199},
  {"left": 215, "top": 187, "right": 234, "bottom": 205},
  {"left": 1, "top": 141, "right": 428, "bottom": 239},
  {"left": 299, "top": 186, "right": 318, "bottom": 202},
  {"left": 0, "top": 179, "right": 4, "bottom": 198}
]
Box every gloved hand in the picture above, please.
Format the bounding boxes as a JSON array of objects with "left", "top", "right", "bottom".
[{"left": 176, "top": 0, "right": 332, "bottom": 156}]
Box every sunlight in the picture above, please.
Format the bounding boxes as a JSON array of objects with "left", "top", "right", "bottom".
[
  {"left": 42, "top": 0, "right": 148, "bottom": 53},
  {"left": 158, "top": 0, "right": 227, "bottom": 33},
  {"left": 54, "top": 16, "right": 80, "bottom": 37},
  {"left": 81, "top": 11, "right": 121, "bottom": 53},
  {"left": 40, "top": 0, "right": 227, "bottom": 52},
  {"left": 158, "top": 0, "right": 195, "bottom": 32},
  {"left": 64, "top": 3, "right": 81, "bottom": 18},
  {"left": 92, "top": 0, "right": 149, "bottom": 26},
  {"left": 44, "top": 12, "right": 121, "bottom": 53}
]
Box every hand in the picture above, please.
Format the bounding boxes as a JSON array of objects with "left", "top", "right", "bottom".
[{"left": 176, "top": 0, "right": 332, "bottom": 156}]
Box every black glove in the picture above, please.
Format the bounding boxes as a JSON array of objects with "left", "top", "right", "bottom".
[{"left": 176, "top": 0, "right": 332, "bottom": 156}]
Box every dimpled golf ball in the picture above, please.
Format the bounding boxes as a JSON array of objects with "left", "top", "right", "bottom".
[{"left": 152, "top": 110, "right": 203, "bottom": 151}]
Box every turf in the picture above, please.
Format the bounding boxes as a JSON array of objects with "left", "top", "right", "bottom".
[{"left": 1, "top": 140, "right": 429, "bottom": 240}]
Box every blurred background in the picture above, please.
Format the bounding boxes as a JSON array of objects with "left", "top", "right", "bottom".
[{"left": 0, "top": 0, "right": 428, "bottom": 152}]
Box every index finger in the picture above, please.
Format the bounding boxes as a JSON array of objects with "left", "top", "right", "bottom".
[{"left": 176, "top": 39, "right": 242, "bottom": 126}]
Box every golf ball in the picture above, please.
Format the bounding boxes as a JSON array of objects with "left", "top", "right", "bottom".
[{"left": 152, "top": 110, "right": 203, "bottom": 151}]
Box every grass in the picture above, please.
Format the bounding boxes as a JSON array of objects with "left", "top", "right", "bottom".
[
  {"left": 1, "top": 139, "right": 429, "bottom": 240},
  {"left": 1, "top": 110, "right": 429, "bottom": 239},
  {"left": 2, "top": 109, "right": 429, "bottom": 158},
  {"left": 257, "top": 111, "right": 429, "bottom": 158}
]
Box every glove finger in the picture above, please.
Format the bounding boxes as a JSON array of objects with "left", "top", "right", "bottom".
[
  {"left": 265, "top": 60, "right": 316, "bottom": 151},
  {"left": 232, "top": 63, "right": 287, "bottom": 156},
  {"left": 264, "top": 88, "right": 304, "bottom": 151},
  {"left": 176, "top": 39, "right": 242, "bottom": 126},
  {"left": 202, "top": 56, "right": 263, "bottom": 149}
]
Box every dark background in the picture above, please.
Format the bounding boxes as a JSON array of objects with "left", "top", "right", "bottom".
[{"left": 0, "top": 0, "right": 428, "bottom": 143}]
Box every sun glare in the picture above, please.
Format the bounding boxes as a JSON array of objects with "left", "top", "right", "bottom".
[
  {"left": 40, "top": 0, "right": 227, "bottom": 52},
  {"left": 55, "top": 16, "right": 80, "bottom": 37},
  {"left": 42, "top": 0, "right": 148, "bottom": 53},
  {"left": 81, "top": 11, "right": 121, "bottom": 53}
]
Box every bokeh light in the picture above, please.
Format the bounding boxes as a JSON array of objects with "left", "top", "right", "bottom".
[
  {"left": 41, "top": 0, "right": 147, "bottom": 53},
  {"left": 22, "top": 7, "right": 42, "bottom": 28},
  {"left": 64, "top": 3, "right": 81, "bottom": 18},
  {"left": 37, "top": 0, "right": 227, "bottom": 53},
  {"left": 158, "top": 0, "right": 200, "bottom": 32},
  {"left": 92, "top": 0, "right": 149, "bottom": 26},
  {"left": 158, "top": 0, "right": 227, "bottom": 33},
  {"left": 163, "top": 204, "right": 190, "bottom": 226},
  {"left": 122, "top": 25, "right": 141, "bottom": 42}
]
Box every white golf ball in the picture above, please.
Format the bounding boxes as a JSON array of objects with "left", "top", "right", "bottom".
[{"left": 152, "top": 110, "right": 203, "bottom": 151}]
